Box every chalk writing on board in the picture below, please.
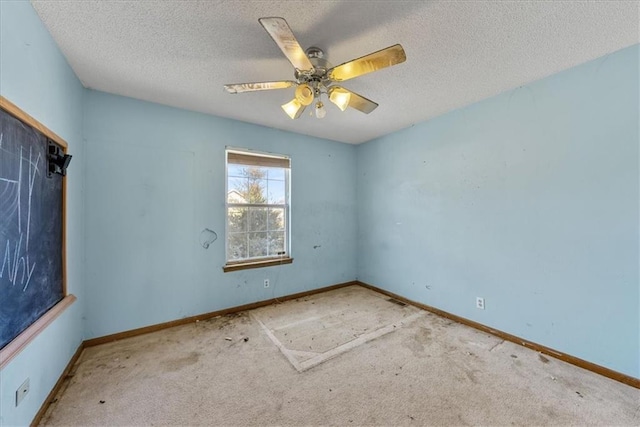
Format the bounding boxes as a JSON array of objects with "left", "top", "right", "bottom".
[
  {"left": 0, "top": 133, "right": 41, "bottom": 291},
  {"left": 0, "top": 105, "right": 64, "bottom": 351}
]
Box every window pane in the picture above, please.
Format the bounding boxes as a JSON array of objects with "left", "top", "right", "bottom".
[
  {"left": 243, "top": 166, "right": 268, "bottom": 203},
  {"left": 229, "top": 166, "right": 269, "bottom": 203},
  {"left": 267, "top": 167, "right": 285, "bottom": 180},
  {"left": 228, "top": 233, "right": 247, "bottom": 261},
  {"left": 268, "top": 208, "right": 285, "bottom": 231},
  {"left": 228, "top": 176, "right": 246, "bottom": 192},
  {"left": 268, "top": 231, "right": 285, "bottom": 256},
  {"left": 227, "top": 177, "right": 247, "bottom": 203},
  {"left": 267, "top": 179, "right": 286, "bottom": 204},
  {"left": 248, "top": 232, "right": 268, "bottom": 258},
  {"left": 228, "top": 164, "right": 247, "bottom": 178},
  {"left": 228, "top": 207, "right": 247, "bottom": 232},
  {"left": 248, "top": 207, "right": 268, "bottom": 232},
  {"left": 246, "top": 177, "right": 268, "bottom": 203}
]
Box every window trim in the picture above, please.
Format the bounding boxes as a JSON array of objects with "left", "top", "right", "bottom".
[
  {"left": 224, "top": 147, "right": 292, "bottom": 271},
  {"left": 222, "top": 256, "right": 293, "bottom": 273}
]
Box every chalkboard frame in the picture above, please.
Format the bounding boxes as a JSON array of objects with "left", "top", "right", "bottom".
[{"left": 0, "top": 96, "right": 76, "bottom": 369}]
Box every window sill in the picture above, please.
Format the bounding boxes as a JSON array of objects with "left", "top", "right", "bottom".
[{"left": 223, "top": 257, "right": 293, "bottom": 273}]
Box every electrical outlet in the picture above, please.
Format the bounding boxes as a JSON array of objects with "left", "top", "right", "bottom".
[
  {"left": 476, "top": 297, "right": 485, "bottom": 310},
  {"left": 16, "top": 378, "right": 29, "bottom": 407},
  {"left": 264, "top": 279, "right": 270, "bottom": 288}
]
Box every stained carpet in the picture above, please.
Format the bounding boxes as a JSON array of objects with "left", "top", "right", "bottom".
[{"left": 41, "top": 285, "right": 639, "bottom": 426}]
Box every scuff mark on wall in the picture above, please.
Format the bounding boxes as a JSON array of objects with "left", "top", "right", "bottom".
[{"left": 200, "top": 228, "right": 217, "bottom": 249}]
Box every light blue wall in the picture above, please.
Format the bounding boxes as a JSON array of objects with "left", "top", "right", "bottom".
[
  {"left": 357, "top": 45, "right": 640, "bottom": 377},
  {"left": 0, "top": 2, "right": 85, "bottom": 426},
  {"left": 82, "top": 90, "right": 358, "bottom": 339},
  {"left": 1, "top": 3, "right": 637, "bottom": 424}
]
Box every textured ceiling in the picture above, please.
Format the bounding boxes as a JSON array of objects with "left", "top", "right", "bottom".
[{"left": 31, "top": 1, "right": 639, "bottom": 144}]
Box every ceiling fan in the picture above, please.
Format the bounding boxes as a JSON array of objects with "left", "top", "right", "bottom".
[{"left": 224, "top": 17, "right": 406, "bottom": 119}]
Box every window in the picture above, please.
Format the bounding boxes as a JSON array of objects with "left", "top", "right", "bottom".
[{"left": 224, "top": 149, "right": 292, "bottom": 271}]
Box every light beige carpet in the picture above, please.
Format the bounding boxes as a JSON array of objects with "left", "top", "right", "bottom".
[
  {"left": 41, "top": 285, "right": 639, "bottom": 426},
  {"left": 251, "top": 286, "right": 424, "bottom": 372}
]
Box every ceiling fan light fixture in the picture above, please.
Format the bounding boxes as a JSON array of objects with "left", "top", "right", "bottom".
[
  {"left": 282, "top": 98, "right": 305, "bottom": 119},
  {"left": 328, "top": 86, "right": 351, "bottom": 111},
  {"left": 294, "top": 83, "right": 314, "bottom": 106}
]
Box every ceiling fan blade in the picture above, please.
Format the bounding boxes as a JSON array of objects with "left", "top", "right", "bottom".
[
  {"left": 344, "top": 88, "right": 379, "bottom": 114},
  {"left": 328, "top": 44, "right": 406, "bottom": 82},
  {"left": 259, "top": 17, "right": 314, "bottom": 72},
  {"left": 224, "top": 81, "right": 295, "bottom": 94}
]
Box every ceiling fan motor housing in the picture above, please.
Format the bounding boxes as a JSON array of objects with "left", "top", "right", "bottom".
[
  {"left": 295, "top": 47, "right": 332, "bottom": 89},
  {"left": 305, "top": 46, "right": 324, "bottom": 59}
]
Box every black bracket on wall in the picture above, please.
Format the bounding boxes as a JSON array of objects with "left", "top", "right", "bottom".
[{"left": 47, "top": 140, "right": 72, "bottom": 176}]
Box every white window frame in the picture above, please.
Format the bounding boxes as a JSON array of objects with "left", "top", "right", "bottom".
[{"left": 224, "top": 147, "right": 292, "bottom": 271}]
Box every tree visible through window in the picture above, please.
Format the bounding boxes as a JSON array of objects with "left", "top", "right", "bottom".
[{"left": 226, "top": 150, "right": 290, "bottom": 264}]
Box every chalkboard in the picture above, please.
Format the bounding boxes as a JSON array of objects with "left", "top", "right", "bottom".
[{"left": 0, "top": 105, "right": 64, "bottom": 350}]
